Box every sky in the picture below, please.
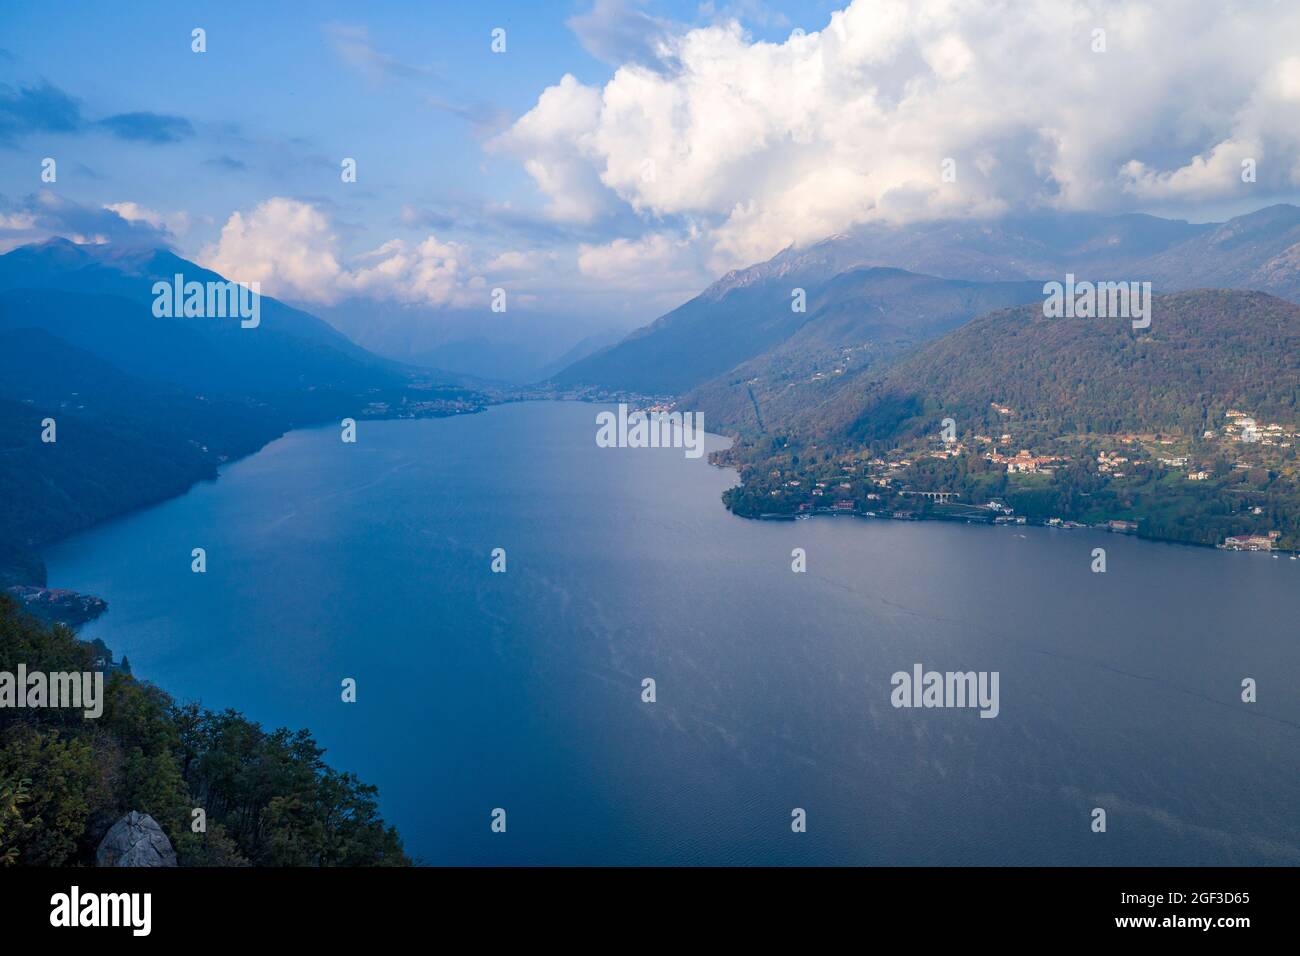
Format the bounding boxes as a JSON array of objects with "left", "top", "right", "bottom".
[{"left": 2, "top": 0, "right": 1299, "bottom": 330}]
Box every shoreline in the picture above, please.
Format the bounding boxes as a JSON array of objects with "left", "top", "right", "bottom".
[
  {"left": 32, "top": 397, "right": 721, "bottom": 607},
  {"left": 12, "top": 401, "right": 497, "bottom": 617},
  {"left": 28, "top": 396, "right": 1293, "bottom": 630},
  {"left": 44, "top": 393, "right": 1293, "bottom": 596},
  {"left": 740, "top": 505, "right": 1300, "bottom": 556}
]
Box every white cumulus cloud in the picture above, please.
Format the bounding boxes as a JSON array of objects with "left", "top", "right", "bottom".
[
  {"left": 496, "top": 0, "right": 1300, "bottom": 271},
  {"left": 199, "top": 198, "right": 511, "bottom": 308},
  {"left": 103, "top": 202, "right": 191, "bottom": 237}
]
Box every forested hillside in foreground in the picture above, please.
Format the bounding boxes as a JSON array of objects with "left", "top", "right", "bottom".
[{"left": 0, "top": 598, "right": 409, "bottom": 866}]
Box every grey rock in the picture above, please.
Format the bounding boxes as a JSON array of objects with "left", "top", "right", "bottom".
[{"left": 95, "top": 812, "right": 177, "bottom": 867}]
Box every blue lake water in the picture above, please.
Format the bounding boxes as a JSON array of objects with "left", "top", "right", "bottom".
[{"left": 44, "top": 400, "right": 1300, "bottom": 865}]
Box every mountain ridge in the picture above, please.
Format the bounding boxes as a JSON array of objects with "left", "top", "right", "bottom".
[
  {"left": 553, "top": 204, "right": 1300, "bottom": 398},
  {"left": 0, "top": 240, "right": 489, "bottom": 588}
]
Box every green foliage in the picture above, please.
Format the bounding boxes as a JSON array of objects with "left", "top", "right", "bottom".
[
  {"left": 0, "top": 597, "right": 409, "bottom": 866},
  {"left": 0, "top": 726, "right": 108, "bottom": 865},
  {"left": 824, "top": 290, "right": 1300, "bottom": 445},
  {"left": 0, "top": 774, "right": 31, "bottom": 865}
]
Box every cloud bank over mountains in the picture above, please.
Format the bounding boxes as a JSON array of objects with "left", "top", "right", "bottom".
[
  {"left": 198, "top": 197, "right": 482, "bottom": 307},
  {"left": 496, "top": 0, "right": 1300, "bottom": 274}
]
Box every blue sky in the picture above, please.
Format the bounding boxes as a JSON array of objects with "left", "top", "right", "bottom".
[
  {"left": 0, "top": 2, "right": 657, "bottom": 249},
  {"left": 2, "top": 0, "right": 1298, "bottom": 333},
  {"left": 0, "top": 2, "right": 815, "bottom": 318}
]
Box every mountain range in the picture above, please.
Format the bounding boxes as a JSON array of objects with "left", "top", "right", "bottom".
[
  {"left": 8, "top": 202, "right": 1300, "bottom": 584},
  {"left": 553, "top": 204, "right": 1300, "bottom": 409}
]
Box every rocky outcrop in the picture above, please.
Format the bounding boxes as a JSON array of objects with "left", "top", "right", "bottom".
[{"left": 95, "top": 812, "right": 177, "bottom": 867}]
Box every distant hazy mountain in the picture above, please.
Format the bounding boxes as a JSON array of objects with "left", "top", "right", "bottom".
[
  {"left": 554, "top": 259, "right": 1042, "bottom": 396},
  {"left": 532, "top": 327, "right": 629, "bottom": 382},
  {"left": 700, "top": 204, "right": 1300, "bottom": 296},
  {"left": 312, "top": 296, "right": 640, "bottom": 385},
  {"left": 554, "top": 205, "right": 1300, "bottom": 397},
  {"left": 0, "top": 239, "right": 417, "bottom": 397},
  {"left": 0, "top": 240, "right": 485, "bottom": 587},
  {"left": 683, "top": 268, "right": 1043, "bottom": 430},
  {"left": 1134, "top": 204, "right": 1300, "bottom": 298}
]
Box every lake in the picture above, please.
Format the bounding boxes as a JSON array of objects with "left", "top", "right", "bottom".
[{"left": 45, "top": 400, "right": 1300, "bottom": 865}]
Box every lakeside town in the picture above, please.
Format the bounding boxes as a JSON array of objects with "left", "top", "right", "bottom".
[{"left": 720, "top": 402, "right": 1300, "bottom": 554}]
